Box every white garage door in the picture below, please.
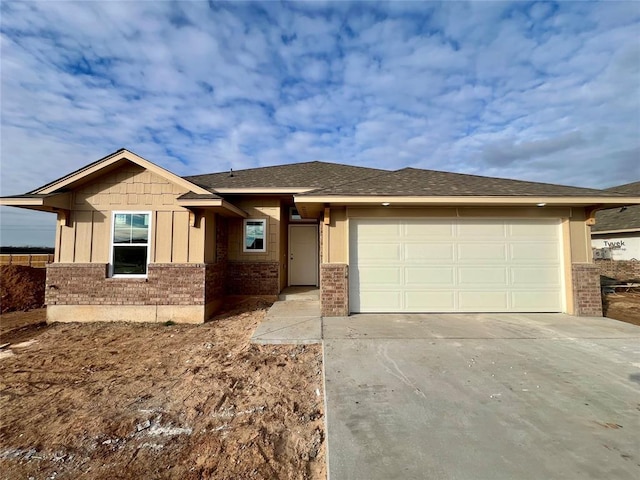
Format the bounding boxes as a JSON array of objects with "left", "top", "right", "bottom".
[{"left": 349, "top": 218, "right": 564, "bottom": 313}]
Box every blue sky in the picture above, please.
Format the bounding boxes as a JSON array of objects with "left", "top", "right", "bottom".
[{"left": 1, "top": 1, "right": 639, "bottom": 246}]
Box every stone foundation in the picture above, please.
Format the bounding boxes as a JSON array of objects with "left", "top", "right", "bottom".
[
  {"left": 226, "top": 261, "right": 280, "bottom": 295},
  {"left": 594, "top": 259, "right": 640, "bottom": 282},
  {"left": 571, "top": 263, "right": 603, "bottom": 317},
  {"left": 45, "top": 263, "right": 224, "bottom": 323},
  {"left": 320, "top": 263, "right": 349, "bottom": 317}
]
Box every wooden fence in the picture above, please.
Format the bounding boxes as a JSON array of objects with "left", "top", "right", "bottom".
[{"left": 0, "top": 254, "right": 54, "bottom": 268}]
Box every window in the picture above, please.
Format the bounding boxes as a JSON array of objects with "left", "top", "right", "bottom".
[
  {"left": 289, "top": 206, "right": 315, "bottom": 223},
  {"left": 243, "top": 219, "right": 267, "bottom": 252},
  {"left": 111, "top": 212, "right": 151, "bottom": 276},
  {"left": 290, "top": 207, "right": 303, "bottom": 221}
]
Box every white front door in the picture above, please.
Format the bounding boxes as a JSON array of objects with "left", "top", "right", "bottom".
[{"left": 289, "top": 224, "right": 318, "bottom": 286}]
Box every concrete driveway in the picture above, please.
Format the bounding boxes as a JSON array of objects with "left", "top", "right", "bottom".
[{"left": 322, "top": 314, "right": 640, "bottom": 480}]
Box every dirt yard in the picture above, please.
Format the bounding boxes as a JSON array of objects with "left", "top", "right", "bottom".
[
  {"left": 0, "top": 299, "right": 325, "bottom": 479},
  {"left": 0, "top": 265, "right": 46, "bottom": 313},
  {"left": 602, "top": 290, "right": 640, "bottom": 327}
]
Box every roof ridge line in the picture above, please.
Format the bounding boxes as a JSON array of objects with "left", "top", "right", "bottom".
[{"left": 301, "top": 169, "right": 396, "bottom": 195}]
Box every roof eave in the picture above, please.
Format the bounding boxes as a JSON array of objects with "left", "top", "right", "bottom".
[
  {"left": 591, "top": 228, "right": 640, "bottom": 235},
  {"left": 293, "top": 195, "right": 640, "bottom": 206},
  {"left": 176, "top": 198, "right": 247, "bottom": 218},
  {"left": 0, "top": 192, "right": 71, "bottom": 213}
]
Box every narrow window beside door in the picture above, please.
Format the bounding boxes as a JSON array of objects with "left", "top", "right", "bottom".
[{"left": 111, "top": 212, "right": 151, "bottom": 277}]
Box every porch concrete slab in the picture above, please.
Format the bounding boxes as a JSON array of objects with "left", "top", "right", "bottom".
[
  {"left": 251, "top": 300, "right": 321, "bottom": 344},
  {"left": 324, "top": 314, "right": 640, "bottom": 480}
]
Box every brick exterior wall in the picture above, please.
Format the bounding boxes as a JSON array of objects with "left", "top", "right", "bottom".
[
  {"left": 594, "top": 259, "right": 640, "bottom": 282},
  {"left": 46, "top": 263, "right": 209, "bottom": 306},
  {"left": 216, "top": 216, "right": 228, "bottom": 263},
  {"left": 226, "top": 262, "right": 280, "bottom": 295},
  {"left": 571, "top": 263, "right": 603, "bottom": 317},
  {"left": 205, "top": 263, "right": 226, "bottom": 304},
  {"left": 320, "top": 263, "right": 349, "bottom": 317}
]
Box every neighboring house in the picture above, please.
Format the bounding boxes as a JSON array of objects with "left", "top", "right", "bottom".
[
  {"left": 592, "top": 182, "right": 640, "bottom": 261},
  {"left": 1, "top": 148, "right": 638, "bottom": 323},
  {"left": 591, "top": 181, "right": 640, "bottom": 283}
]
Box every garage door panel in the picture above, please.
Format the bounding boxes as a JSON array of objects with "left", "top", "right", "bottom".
[
  {"left": 356, "top": 243, "right": 402, "bottom": 261},
  {"left": 356, "top": 291, "right": 402, "bottom": 312},
  {"left": 406, "top": 267, "right": 454, "bottom": 285},
  {"left": 510, "top": 243, "right": 560, "bottom": 262},
  {"left": 509, "top": 222, "right": 559, "bottom": 238},
  {"left": 457, "top": 243, "right": 507, "bottom": 262},
  {"left": 459, "top": 291, "right": 509, "bottom": 311},
  {"left": 405, "top": 291, "right": 455, "bottom": 310},
  {"left": 404, "top": 222, "right": 453, "bottom": 238},
  {"left": 458, "top": 222, "right": 506, "bottom": 238},
  {"left": 405, "top": 243, "right": 454, "bottom": 261},
  {"left": 350, "top": 218, "right": 563, "bottom": 313},
  {"left": 458, "top": 267, "right": 507, "bottom": 285},
  {"left": 355, "top": 267, "right": 402, "bottom": 285},
  {"left": 511, "top": 267, "right": 561, "bottom": 286},
  {"left": 356, "top": 222, "right": 401, "bottom": 238},
  {"left": 511, "top": 291, "right": 563, "bottom": 311}
]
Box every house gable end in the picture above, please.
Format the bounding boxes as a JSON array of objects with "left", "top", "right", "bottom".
[{"left": 34, "top": 149, "right": 212, "bottom": 197}]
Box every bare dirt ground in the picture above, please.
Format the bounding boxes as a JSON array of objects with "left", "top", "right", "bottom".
[
  {"left": 0, "top": 265, "right": 46, "bottom": 313},
  {"left": 0, "top": 299, "right": 326, "bottom": 479},
  {"left": 0, "top": 308, "right": 47, "bottom": 346},
  {"left": 602, "top": 290, "right": 640, "bottom": 327}
]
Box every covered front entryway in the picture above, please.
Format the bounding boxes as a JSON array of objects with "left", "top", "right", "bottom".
[
  {"left": 289, "top": 224, "right": 318, "bottom": 286},
  {"left": 349, "top": 218, "right": 564, "bottom": 313}
]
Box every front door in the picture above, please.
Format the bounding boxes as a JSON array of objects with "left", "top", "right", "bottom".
[{"left": 289, "top": 224, "right": 318, "bottom": 286}]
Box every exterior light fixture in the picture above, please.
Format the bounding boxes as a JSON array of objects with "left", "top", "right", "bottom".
[
  {"left": 382, "top": 202, "right": 390, "bottom": 206},
  {"left": 537, "top": 203, "right": 546, "bottom": 207}
]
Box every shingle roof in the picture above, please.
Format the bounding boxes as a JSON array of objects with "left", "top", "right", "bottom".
[
  {"left": 299, "top": 167, "right": 629, "bottom": 197},
  {"left": 177, "top": 192, "right": 222, "bottom": 200},
  {"left": 593, "top": 181, "right": 640, "bottom": 232},
  {"left": 183, "top": 161, "right": 385, "bottom": 190},
  {"left": 605, "top": 181, "right": 640, "bottom": 195}
]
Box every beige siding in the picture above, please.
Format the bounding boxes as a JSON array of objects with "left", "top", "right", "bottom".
[
  {"left": 568, "top": 208, "right": 591, "bottom": 263},
  {"left": 189, "top": 212, "right": 206, "bottom": 263},
  {"left": 228, "top": 197, "right": 281, "bottom": 262},
  {"left": 74, "top": 211, "right": 93, "bottom": 262},
  {"left": 325, "top": 207, "right": 347, "bottom": 263},
  {"left": 172, "top": 211, "right": 190, "bottom": 263},
  {"left": 280, "top": 204, "right": 289, "bottom": 289},
  {"left": 154, "top": 211, "right": 174, "bottom": 263},
  {"left": 56, "top": 163, "right": 207, "bottom": 265}
]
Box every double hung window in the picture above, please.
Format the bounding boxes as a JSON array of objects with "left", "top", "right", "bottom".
[{"left": 111, "top": 212, "right": 151, "bottom": 276}]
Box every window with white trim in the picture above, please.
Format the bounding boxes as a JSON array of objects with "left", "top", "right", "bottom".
[
  {"left": 243, "top": 219, "right": 267, "bottom": 252},
  {"left": 111, "top": 212, "right": 151, "bottom": 276}
]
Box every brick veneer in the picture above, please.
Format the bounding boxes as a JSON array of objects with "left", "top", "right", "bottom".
[
  {"left": 46, "top": 263, "right": 210, "bottom": 306},
  {"left": 216, "top": 216, "right": 228, "bottom": 263},
  {"left": 594, "top": 259, "right": 640, "bottom": 282},
  {"left": 571, "top": 263, "right": 603, "bottom": 317},
  {"left": 226, "top": 262, "right": 280, "bottom": 295},
  {"left": 320, "top": 263, "right": 349, "bottom": 317},
  {"left": 205, "top": 263, "right": 226, "bottom": 304}
]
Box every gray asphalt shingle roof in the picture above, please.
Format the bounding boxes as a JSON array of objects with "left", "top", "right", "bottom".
[
  {"left": 593, "top": 181, "right": 640, "bottom": 232},
  {"left": 184, "top": 161, "right": 385, "bottom": 190},
  {"left": 186, "top": 161, "right": 634, "bottom": 198},
  {"left": 297, "top": 167, "right": 629, "bottom": 197}
]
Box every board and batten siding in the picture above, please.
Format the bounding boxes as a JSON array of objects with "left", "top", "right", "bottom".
[
  {"left": 227, "top": 198, "right": 282, "bottom": 263},
  {"left": 55, "top": 164, "right": 210, "bottom": 264}
]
